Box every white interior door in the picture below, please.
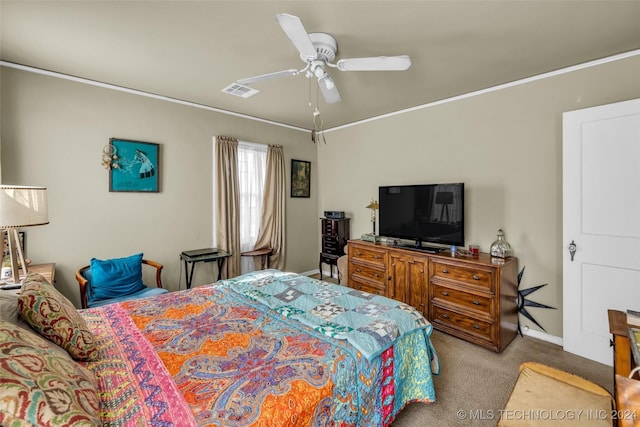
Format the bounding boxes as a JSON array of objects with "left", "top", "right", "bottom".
[{"left": 563, "top": 98, "right": 640, "bottom": 366}]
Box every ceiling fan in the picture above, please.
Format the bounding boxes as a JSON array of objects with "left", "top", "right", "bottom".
[{"left": 228, "top": 13, "right": 412, "bottom": 104}]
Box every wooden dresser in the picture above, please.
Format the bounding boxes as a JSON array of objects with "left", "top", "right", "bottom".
[{"left": 347, "top": 239, "right": 518, "bottom": 352}]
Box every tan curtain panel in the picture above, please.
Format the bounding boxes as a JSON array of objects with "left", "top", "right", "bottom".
[
  {"left": 215, "top": 136, "right": 240, "bottom": 279},
  {"left": 254, "top": 144, "right": 286, "bottom": 270}
]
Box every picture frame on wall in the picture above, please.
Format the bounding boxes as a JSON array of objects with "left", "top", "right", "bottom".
[
  {"left": 109, "top": 138, "right": 160, "bottom": 192},
  {"left": 291, "top": 159, "right": 311, "bottom": 198}
]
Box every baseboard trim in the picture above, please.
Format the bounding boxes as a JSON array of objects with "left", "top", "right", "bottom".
[
  {"left": 523, "top": 327, "right": 563, "bottom": 346},
  {"left": 302, "top": 269, "right": 338, "bottom": 279},
  {"left": 300, "top": 269, "right": 319, "bottom": 277}
]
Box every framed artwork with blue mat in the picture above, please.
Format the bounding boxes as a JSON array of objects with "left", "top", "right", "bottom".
[{"left": 109, "top": 138, "right": 160, "bottom": 193}]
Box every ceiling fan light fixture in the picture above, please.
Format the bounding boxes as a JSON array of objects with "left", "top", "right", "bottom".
[
  {"left": 319, "top": 75, "right": 341, "bottom": 104},
  {"left": 311, "top": 61, "right": 326, "bottom": 79},
  {"left": 318, "top": 74, "right": 335, "bottom": 90},
  {"left": 323, "top": 76, "right": 335, "bottom": 90}
]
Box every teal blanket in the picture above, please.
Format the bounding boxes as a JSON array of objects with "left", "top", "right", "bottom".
[{"left": 219, "top": 269, "right": 439, "bottom": 366}]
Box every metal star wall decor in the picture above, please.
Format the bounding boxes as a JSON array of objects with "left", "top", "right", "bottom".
[{"left": 517, "top": 266, "right": 556, "bottom": 336}]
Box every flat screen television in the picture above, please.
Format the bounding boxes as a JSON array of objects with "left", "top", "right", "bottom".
[{"left": 379, "top": 183, "right": 465, "bottom": 249}]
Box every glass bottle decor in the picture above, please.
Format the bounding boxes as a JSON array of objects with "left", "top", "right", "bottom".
[{"left": 490, "top": 229, "right": 512, "bottom": 258}]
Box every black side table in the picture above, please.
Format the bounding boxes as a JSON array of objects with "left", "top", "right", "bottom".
[
  {"left": 180, "top": 250, "right": 231, "bottom": 289},
  {"left": 319, "top": 253, "right": 340, "bottom": 280}
]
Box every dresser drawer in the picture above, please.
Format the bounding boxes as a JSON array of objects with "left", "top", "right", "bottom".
[
  {"left": 350, "top": 245, "right": 387, "bottom": 267},
  {"left": 430, "top": 260, "right": 494, "bottom": 292},
  {"left": 431, "top": 283, "right": 493, "bottom": 316},
  {"left": 431, "top": 305, "right": 494, "bottom": 343},
  {"left": 349, "top": 278, "right": 386, "bottom": 296},
  {"left": 351, "top": 263, "right": 386, "bottom": 285}
]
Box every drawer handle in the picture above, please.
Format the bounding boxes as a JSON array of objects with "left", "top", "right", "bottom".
[
  {"left": 374, "top": 273, "right": 379, "bottom": 278},
  {"left": 472, "top": 275, "right": 480, "bottom": 280},
  {"left": 472, "top": 324, "right": 480, "bottom": 329},
  {"left": 441, "top": 291, "right": 449, "bottom": 296},
  {"left": 442, "top": 314, "right": 450, "bottom": 319},
  {"left": 356, "top": 251, "right": 362, "bottom": 256},
  {"left": 472, "top": 300, "right": 480, "bottom": 305},
  {"left": 442, "top": 268, "right": 449, "bottom": 274},
  {"left": 374, "top": 255, "right": 380, "bottom": 259},
  {"left": 356, "top": 268, "right": 361, "bottom": 273}
]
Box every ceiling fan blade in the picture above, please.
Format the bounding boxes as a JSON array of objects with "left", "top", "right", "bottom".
[
  {"left": 336, "top": 55, "right": 412, "bottom": 71},
  {"left": 318, "top": 75, "right": 341, "bottom": 104},
  {"left": 276, "top": 13, "right": 317, "bottom": 59},
  {"left": 237, "top": 69, "right": 299, "bottom": 85}
]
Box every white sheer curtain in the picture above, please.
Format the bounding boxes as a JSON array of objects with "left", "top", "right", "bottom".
[{"left": 237, "top": 142, "right": 267, "bottom": 274}]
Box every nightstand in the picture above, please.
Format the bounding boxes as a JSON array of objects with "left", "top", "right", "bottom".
[{"left": 0, "top": 263, "right": 56, "bottom": 296}]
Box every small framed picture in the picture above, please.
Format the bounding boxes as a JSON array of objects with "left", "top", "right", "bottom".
[
  {"left": 109, "top": 138, "right": 160, "bottom": 192},
  {"left": 291, "top": 159, "right": 311, "bottom": 198}
]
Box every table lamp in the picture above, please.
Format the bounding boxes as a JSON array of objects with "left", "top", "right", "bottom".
[
  {"left": 0, "top": 185, "right": 49, "bottom": 283},
  {"left": 366, "top": 200, "right": 379, "bottom": 235}
]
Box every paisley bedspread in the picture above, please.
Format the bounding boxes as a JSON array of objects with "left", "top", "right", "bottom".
[{"left": 81, "top": 270, "right": 439, "bottom": 426}]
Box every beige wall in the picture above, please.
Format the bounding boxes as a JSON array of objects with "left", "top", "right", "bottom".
[
  {"left": 3, "top": 54, "right": 640, "bottom": 338},
  {"left": 317, "top": 55, "right": 640, "bottom": 338},
  {"left": 0, "top": 67, "right": 319, "bottom": 307}
]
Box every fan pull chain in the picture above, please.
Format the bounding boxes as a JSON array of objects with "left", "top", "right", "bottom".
[
  {"left": 312, "top": 108, "right": 327, "bottom": 144},
  {"left": 307, "top": 76, "right": 326, "bottom": 144}
]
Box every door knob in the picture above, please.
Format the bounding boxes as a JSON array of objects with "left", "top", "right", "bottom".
[{"left": 568, "top": 240, "right": 577, "bottom": 262}]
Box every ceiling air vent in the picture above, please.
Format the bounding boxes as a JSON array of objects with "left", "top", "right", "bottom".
[{"left": 222, "top": 83, "right": 259, "bottom": 99}]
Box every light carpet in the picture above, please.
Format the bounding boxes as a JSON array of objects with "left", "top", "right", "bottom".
[{"left": 391, "top": 329, "right": 611, "bottom": 426}]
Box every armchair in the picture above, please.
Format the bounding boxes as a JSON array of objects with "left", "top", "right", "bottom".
[
  {"left": 337, "top": 244, "right": 349, "bottom": 285},
  {"left": 76, "top": 257, "right": 168, "bottom": 309}
]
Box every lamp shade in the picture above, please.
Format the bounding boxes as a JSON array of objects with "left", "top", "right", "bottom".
[
  {"left": 435, "top": 191, "right": 454, "bottom": 205},
  {"left": 0, "top": 186, "right": 49, "bottom": 228},
  {"left": 366, "top": 200, "right": 379, "bottom": 210}
]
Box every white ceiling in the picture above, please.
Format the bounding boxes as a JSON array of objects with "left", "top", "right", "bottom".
[{"left": 2, "top": 1, "right": 640, "bottom": 131}]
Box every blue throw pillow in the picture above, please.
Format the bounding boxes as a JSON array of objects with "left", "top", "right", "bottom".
[{"left": 88, "top": 253, "right": 145, "bottom": 305}]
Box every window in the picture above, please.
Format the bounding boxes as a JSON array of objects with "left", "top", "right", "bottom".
[{"left": 237, "top": 142, "right": 267, "bottom": 273}]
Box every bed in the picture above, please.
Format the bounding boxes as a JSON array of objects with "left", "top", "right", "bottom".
[{"left": 1, "top": 269, "right": 439, "bottom": 426}]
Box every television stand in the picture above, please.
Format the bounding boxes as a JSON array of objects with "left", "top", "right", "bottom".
[{"left": 347, "top": 239, "right": 519, "bottom": 352}]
